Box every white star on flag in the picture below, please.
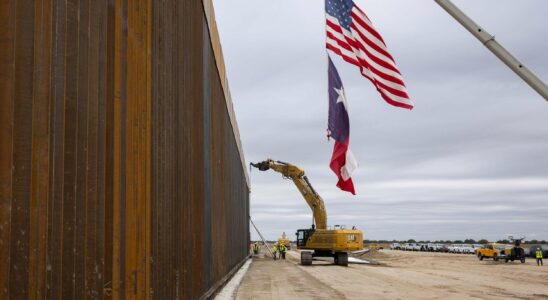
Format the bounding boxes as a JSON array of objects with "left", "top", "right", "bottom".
[{"left": 335, "top": 87, "right": 348, "bottom": 109}]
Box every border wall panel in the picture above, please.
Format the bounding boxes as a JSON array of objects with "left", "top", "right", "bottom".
[
  {"left": 0, "top": 0, "right": 15, "bottom": 297},
  {"left": 28, "top": 1, "right": 53, "bottom": 298}
]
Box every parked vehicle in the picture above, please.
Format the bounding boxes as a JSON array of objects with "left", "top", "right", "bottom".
[
  {"left": 448, "top": 244, "right": 461, "bottom": 253},
  {"left": 390, "top": 243, "right": 401, "bottom": 250},
  {"left": 502, "top": 239, "right": 526, "bottom": 263},
  {"left": 528, "top": 245, "right": 548, "bottom": 258},
  {"left": 406, "top": 243, "right": 419, "bottom": 251},
  {"left": 425, "top": 243, "right": 437, "bottom": 252},
  {"left": 460, "top": 244, "right": 475, "bottom": 254},
  {"left": 476, "top": 243, "right": 506, "bottom": 261},
  {"left": 370, "top": 244, "right": 383, "bottom": 250},
  {"left": 439, "top": 244, "right": 450, "bottom": 253},
  {"left": 472, "top": 244, "right": 484, "bottom": 252},
  {"left": 529, "top": 244, "right": 548, "bottom": 258}
]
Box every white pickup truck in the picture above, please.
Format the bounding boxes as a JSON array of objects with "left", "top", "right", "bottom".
[
  {"left": 448, "top": 244, "right": 461, "bottom": 253},
  {"left": 459, "top": 244, "right": 475, "bottom": 254},
  {"left": 410, "top": 243, "right": 421, "bottom": 251},
  {"left": 426, "top": 243, "right": 442, "bottom": 252}
]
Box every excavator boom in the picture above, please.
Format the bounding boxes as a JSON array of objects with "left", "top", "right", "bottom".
[{"left": 250, "top": 159, "right": 327, "bottom": 229}]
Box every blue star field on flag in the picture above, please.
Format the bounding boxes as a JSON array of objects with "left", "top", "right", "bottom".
[{"left": 326, "top": 0, "right": 354, "bottom": 30}]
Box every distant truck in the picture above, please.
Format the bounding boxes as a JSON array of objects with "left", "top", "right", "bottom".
[
  {"left": 390, "top": 243, "right": 401, "bottom": 250},
  {"left": 459, "top": 244, "right": 475, "bottom": 254},
  {"left": 425, "top": 243, "right": 437, "bottom": 251},
  {"left": 404, "top": 243, "right": 419, "bottom": 251},
  {"left": 369, "top": 244, "right": 383, "bottom": 250},
  {"left": 476, "top": 243, "right": 506, "bottom": 261},
  {"left": 448, "top": 244, "right": 461, "bottom": 253}
]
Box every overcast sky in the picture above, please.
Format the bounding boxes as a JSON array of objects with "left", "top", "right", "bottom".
[{"left": 213, "top": 0, "right": 548, "bottom": 242}]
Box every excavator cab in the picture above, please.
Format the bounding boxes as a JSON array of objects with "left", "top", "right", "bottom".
[{"left": 296, "top": 229, "right": 315, "bottom": 247}]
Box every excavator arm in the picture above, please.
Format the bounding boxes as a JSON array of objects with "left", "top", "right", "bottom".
[{"left": 250, "top": 159, "right": 327, "bottom": 229}]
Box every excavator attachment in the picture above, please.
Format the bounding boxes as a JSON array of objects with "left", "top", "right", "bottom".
[{"left": 250, "top": 161, "right": 271, "bottom": 171}]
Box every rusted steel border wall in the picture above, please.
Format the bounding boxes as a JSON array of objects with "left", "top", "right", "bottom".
[
  {"left": 0, "top": 0, "right": 250, "bottom": 299},
  {"left": 151, "top": 1, "right": 250, "bottom": 299}
]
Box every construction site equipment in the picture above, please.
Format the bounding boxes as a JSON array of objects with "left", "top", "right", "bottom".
[
  {"left": 369, "top": 244, "right": 383, "bottom": 250},
  {"left": 278, "top": 232, "right": 291, "bottom": 250},
  {"left": 250, "top": 159, "right": 363, "bottom": 266},
  {"left": 502, "top": 238, "right": 526, "bottom": 263},
  {"left": 435, "top": 0, "right": 548, "bottom": 101}
]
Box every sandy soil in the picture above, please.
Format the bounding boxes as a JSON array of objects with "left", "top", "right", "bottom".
[{"left": 235, "top": 249, "right": 548, "bottom": 300}]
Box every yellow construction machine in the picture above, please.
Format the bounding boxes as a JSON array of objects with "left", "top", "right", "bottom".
[
  {"left": 251, "top": 159, "right": 363, "bottom": 266},
  {"left": 278, "top": 232, "right": 291, "bottom": 250}
]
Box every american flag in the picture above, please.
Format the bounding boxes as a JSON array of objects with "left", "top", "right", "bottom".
[{"left": 326, "top": 0, "right": 414, "bottom": 109}]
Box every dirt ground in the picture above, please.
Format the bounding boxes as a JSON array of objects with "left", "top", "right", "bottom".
[{"left": 235, "top": 249, "right": 548, "bottom": 300}]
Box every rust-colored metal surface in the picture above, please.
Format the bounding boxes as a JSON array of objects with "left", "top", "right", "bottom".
[
  {"left": 0, "top": 0, "right": 249, "bottom": 299},
  {"left": 150, "top": 1, "right": 250, "bottom": 298}
]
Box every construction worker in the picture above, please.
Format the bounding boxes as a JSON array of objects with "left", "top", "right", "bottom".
[
  {"left": 253, "top": 243, "right": 259, "bottom": 255},
  {"left": 279, "top": 243, "right": 287, "bottom": 260},
  {"left": 536, "top": 248, "right": 543, "bottom": 266},
  {"left": 272, "top": 244, "right": 278, "bottom": 260}
]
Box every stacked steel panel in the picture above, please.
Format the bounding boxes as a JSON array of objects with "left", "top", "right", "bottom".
[{"left": 0, "top": 0, "right": 250, "bottom": 299}]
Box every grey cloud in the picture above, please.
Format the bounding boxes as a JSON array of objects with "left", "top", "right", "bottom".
[{"left": 214, "top": 0, "right": 548, "bottom": 241}]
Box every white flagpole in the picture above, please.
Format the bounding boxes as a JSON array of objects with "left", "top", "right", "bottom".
[{"left": 324, "top": 0, "right": 330, "bottom": 139}]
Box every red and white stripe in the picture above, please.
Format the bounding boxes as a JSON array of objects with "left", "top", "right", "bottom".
[{"left": 326, "top": 7, "right": 414, "bottom": 110}]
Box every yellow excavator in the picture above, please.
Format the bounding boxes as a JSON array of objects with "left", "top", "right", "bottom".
[{"left": 251, "top": 159, "right": 363, "bottom": 266}]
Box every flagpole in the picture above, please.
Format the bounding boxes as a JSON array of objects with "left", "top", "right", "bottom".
[
  {"left": 324, "top": 0, "right": 330, "bottom": 139},
  {"left": 323, "top": 1, "right": 335, "bottom": 139},
  {"left": 435, "top": 0, "right": 548, "bottom": 102}
]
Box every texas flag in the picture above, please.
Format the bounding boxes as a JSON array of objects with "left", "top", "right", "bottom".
[{"left": 327, "top": 56, "right": 358, "bottom": 195}]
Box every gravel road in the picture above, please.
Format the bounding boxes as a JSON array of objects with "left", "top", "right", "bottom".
[{"left": 235, "top": 249, "right": 548, "bottom": 299}]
